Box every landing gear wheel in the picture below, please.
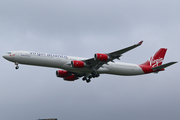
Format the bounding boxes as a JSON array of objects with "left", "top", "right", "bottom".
[
  {"left": 91, "top": 71, "right": 100, "bottom": 78},
  {"left": 88, "top": 75, "right": 92, "bottom": 79},
  {"left": 15, "top": 66, "right": 19, "bottom": 69},
  {"left": 86, "top": 79, "right": 91, "bottom": 83},
  {"left": 15, "top": 62, "right": 19, "bottom": 70},
  {"left": 95, "top": 73, "right": 100, "bottom": 77},
  {"left": 82, "top": 77, "right": 87, "bottom": 81}
]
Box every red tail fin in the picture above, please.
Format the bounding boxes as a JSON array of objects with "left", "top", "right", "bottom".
[{"left": 141, "top": 48, "right": 167, "bottom": 68}]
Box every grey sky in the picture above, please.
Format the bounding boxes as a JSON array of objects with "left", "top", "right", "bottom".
[{"left": 0, "top": 0, "right": 179, "bottom": 120}]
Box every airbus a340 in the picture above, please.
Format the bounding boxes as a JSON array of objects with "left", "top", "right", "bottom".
[{"left": 3, "top": 41, "right": 177, "bottom": 83}]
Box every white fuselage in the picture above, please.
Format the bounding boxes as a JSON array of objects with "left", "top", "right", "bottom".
[{"left": 3, "top": 51, "right": 145, "bottom": 76}]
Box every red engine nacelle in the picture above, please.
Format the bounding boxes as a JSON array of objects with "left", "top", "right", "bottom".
[
  {"left": 94, "top": 53, "right": 109, "bottom": 61},
  {"left": 64, "top": 74, "right": 77, "bottom": 81},
  {"left": 56, "top": 70, "right": 71, "bottom": 78},
  {"left": 71, "top": 60, "right": 86, "bottom": 68}
]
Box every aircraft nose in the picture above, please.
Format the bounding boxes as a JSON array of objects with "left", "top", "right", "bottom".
[{"left": 2, "top": 54, "right": 8, "bottom": 59}]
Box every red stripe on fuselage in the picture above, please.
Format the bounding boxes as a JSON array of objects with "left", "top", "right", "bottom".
[
  {"left": 139, "top": 65, "right": 165, "bottom": 74},
  {"left": 139, "top": 65, "right": 153, "bottom": 74}
]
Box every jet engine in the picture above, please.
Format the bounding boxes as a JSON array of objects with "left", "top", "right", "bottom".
[
  {"left": 56, "top": 70, "right": 77, "bottom": 81},
  {"left": 94, "top": 53, "right": 109, "bottom": 61},
  {"left": 63, "top": 74, "right": 77, "bottom": 81},
  {"left": 56, "top": 70, "right": 71, "bottom": 77},
  {"left": 71, "top": 60, "right": 86, "bottom": 68}
]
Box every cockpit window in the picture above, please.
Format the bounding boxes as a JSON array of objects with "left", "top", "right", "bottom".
[{"left": 6, "top": 52, "right": 11, "bottom": 54}]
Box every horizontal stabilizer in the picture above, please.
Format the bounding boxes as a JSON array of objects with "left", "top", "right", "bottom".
[{"left": 152, "top": 62, "right": 177, "bottom": 71}]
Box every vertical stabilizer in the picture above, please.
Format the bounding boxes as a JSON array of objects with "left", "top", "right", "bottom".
[{"left": 141, "top": 48, "right": 167, "bottom": 68}]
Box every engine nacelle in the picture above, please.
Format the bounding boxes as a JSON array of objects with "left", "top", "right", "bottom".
[
  {"left": 94, "top": 53, "right": 109, "bottom": 61},
  {"left": 64, "top": 74, "right": 77, "bottom": 81},
  {"left": 56, "top": 70, "right": 71, "bottom": 78},
  {"left": 71, "top": 60, "right": 86, "bottom": 68}
]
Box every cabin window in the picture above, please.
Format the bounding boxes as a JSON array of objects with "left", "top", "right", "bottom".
[{"left": 6, "top": 52, "right": 11, "bottom": 54}]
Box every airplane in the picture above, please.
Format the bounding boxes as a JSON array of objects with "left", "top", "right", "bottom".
[{"left": 2, "top": 41, "right": 177, "bottom": 83}]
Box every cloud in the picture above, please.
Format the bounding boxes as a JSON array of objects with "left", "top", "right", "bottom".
[{"left": 0, "top": 0, "right": 179, "bottom": 120}]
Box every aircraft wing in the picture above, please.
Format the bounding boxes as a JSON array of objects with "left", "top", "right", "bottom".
[
  {"left": 83, "top": 41, "right": 143, "bottom": 71},
  {"left": 108, "top": 41, "right": 143, "bottom": 57}
]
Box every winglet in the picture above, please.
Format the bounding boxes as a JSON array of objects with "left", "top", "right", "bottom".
[{"left": 137, "top": 41, "right": 143, "bottom": 45}]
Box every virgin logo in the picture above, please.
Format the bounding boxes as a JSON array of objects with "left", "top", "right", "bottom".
[{"left": 149, "top": 56, "right": 164, "bottom": 67}]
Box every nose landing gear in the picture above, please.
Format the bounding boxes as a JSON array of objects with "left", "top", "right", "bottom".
[
  {"left": 15, "top": 62, "right": 19, "bottom": 69},
  {"left": 15, "top": 66, "right": 19, "bottom": 69}
]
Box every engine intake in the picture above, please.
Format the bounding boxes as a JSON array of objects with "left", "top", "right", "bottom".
[
  {"left": 71, "top": 60, "right": 86, "bottom": 68},
  {"left": 94, "top": 53, "right": 109, "bottom": 61},
  {"left": 56, "top": 70, "right": 71, "bottom": 78},
  {"left": 56, "top": 70, "right": 77, "bottom": 81}
]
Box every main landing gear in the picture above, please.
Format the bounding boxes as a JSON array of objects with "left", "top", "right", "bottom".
[
  {"left": 82, "top": 72, "right": 100, "bottom": 83},
  {"left": 15, "top": 62, "right": 19, "bottom": 69},
  {"left": 82, "top": 76, "right": 92, "bottom": 83}
]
